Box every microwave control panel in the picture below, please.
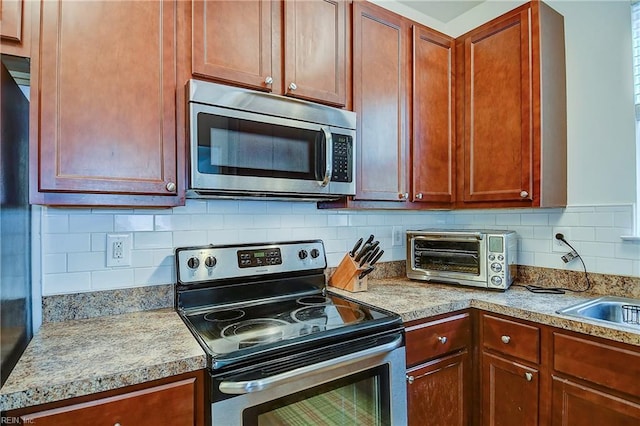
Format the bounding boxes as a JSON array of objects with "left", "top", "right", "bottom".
[{"left": 331, "top": 135, "right": 353, "bottom": 183}]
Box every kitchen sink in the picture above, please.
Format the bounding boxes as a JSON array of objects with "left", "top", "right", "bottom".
[{"left": 557, "top": 296, "right": 640, "bottom": 330}]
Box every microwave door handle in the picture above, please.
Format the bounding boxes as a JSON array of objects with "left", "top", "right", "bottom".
[{"left": 319, "top": 126, "right": 333, "bottom": 187}]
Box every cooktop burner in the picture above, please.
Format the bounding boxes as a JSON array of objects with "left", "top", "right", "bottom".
[{"left": 175, "top": 240, "right": 402, "bottom": 370}]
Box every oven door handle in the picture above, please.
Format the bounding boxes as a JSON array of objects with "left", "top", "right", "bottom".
[{"left": 218, "top": 335, "right": 403, "bottom": 395}]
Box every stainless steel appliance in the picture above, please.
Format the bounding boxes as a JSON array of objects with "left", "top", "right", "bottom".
[
  {"left": 175, "top": 240, "right": 407, "bottom": 425},
  {"left": 187, "top": 80, "right": 356, "bottom": 200},
  {"left": 406, "top": 229, "right": 517, "bottom": 290}
]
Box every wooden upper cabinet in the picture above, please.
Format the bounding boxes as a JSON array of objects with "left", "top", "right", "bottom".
[
  {"left": 411, "top": 25, "right": 455, "bottom": 205},
  {"left": 456, "top": 1, "right": 566, "bottom": 208},
  {"left": 1, "top": 0, "right": 31, "bottom": 57},
  {"left": 30, "top": 0, "right": 181, "bottom": 206},
  {"left": 284, "top": 0, "right": 346, "bottom": 106},
  {"left": 192, "top": 0, "right": 275, "bottom": 92},
  {"left": 352, "top": 0, "right": 409, "bottom": 201},
  {"left": 192, "top": 0, "right": 347, "bottom": 107}
]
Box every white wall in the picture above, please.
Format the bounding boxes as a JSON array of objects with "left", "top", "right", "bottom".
[{"left": 37, "top": 1, "right": 640, "bottom": 297}]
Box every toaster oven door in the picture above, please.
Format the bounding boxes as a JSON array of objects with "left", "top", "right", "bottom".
[{"left": 409, "top": 233, "right": 487, "bottom": 286}]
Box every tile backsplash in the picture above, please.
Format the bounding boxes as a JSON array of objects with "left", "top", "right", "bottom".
[{"left": 38, "top": 201, "right": 639, "bottom": 296}]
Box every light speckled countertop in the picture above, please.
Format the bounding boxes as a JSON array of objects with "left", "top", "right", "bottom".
[
  {"left": 329, "top": 277, "right": 640, "bottom": 347},
  {"left": 0, "top": 308, "right": 206, "bottom": 412}
]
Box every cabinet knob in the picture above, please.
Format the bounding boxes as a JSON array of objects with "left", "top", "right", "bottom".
[
  {"left": 265, "top": 76, "right": 273, "bottom": 85},
  {"left": 114, "top": 423, "right": 122, "bottom": 426},
  {"left": 437, "top": 336, "right": 447, "bottom": 344},
  {"left": 501, "top": 335, "right": 511, "bottom": 344},
  {"left": 525, "top": 372, "right": 533, "bottom": 382},
  {"left": 415, "top": 193, "right": 423, "bottom": 200},
  {"left": 406, "top": 374, "right": 414, "bottom": 384},
  {"left": 288, "top": 82, "right": 297, "bottom": 91},
  {"left": 165, "top": 182, "right": 176, "bottom": 192},
  {"left": 398, "top": 192, "right": 409, "bottom": 200},
  {"left": 520, "top": 190, "right": 529, "bottom": 198}
]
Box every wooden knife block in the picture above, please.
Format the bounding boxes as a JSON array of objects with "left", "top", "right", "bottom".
[{"left": 328, "top": 253, "right": 368, "bottom": 292}]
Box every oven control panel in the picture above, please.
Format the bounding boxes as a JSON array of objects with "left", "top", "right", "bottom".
[{"left": 176, "top": 240, "right": 326, "bottom": 284}]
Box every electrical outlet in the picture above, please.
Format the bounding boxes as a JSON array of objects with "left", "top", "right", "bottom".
[
  {"left": 107, "top": 234, "right": 131, "bottom": 267},
  {"left": 392, "top": 226, "right": 403, "bottom": 247},
  {"left": 552, "top": 227, "right": 572, "bottom": 253}
]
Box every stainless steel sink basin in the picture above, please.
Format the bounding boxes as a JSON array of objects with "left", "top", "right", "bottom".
[{"left": 557, "top": 296, "right": 640, "bottom": 330}]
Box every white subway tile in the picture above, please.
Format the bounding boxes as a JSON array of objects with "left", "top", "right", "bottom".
[
  {"left": 253, "top": 215, "right": 282, "bottom": 229},
  {"left": 548, "top": 212, "right": 581, "bottom": 226},
  {"left": 291, "top": 202, "right": 318, "bottom": 213},
  {"left": 580, "top": 241, "right": 615, "bottom": 258},
  {"left": 43, "top": 272, "right": 92, "bottom": 295},
  {"left": 153, "top": 249, "right": 175, "bottom": 267},
  {"left": 173, "top": 230, "right": 210, "bottom": 247},
  {"left": 44, "top": 215, "right": 69, "bottom": 234},
  {"left": 223, "top": 214, "right": 254, "bottom": 229},
  {"left": 572, "top": 227, "right": 596, "bottom": 242},
  {"left": 533, "top": 252, "right": 566, "bottom": 269},
  {"left": 69, "top": 214, "right": 113, "bottom": 233},
  {"left": 266, "top": 201, "right": 293, "bottom": 214},
  {"left": 91, "top": 233, "right": 107, "bottom": 252},
  {"left": 115, "top": 215, "right": 154, "bottom": 232},
  {"left": 304, "top": 215, "right": 328, "bottom": 227},
  {"left": 207, "top": 229, "right": 240, "bottom": 245},
  {"left": 327, "top": 214, "right": 349, "bottom": 227},
  {"left": 520, "top": 239, "right": 551, "bottom": 253},
  {"left": 595, "top": 258, "right": 634, "bottom": 276},
  {"left": 238, "top": 200, "right": 267, "bottom": 214},
  {"left": 595, "top": 227, "right": 630, "bottom": 243},
  {"left": 134, "top": 232, "right": 173, "bottom": 249},
  {"left": 238, "top": 229, "right": 269, "bottom": 243},
  {"left": 532, "top": 226, "right": 552, "bottom": 240},
  {"left": 134, "top": 266, "right": 174, "bottom": 286},
  {"left": 366, "top": 214, "right": 386, "bottom": 226},
  {"left": 207, "top": 199, "right": 239, "bottom": 214},
  {"left": 68, "top": 252, "right": 105, "bottom": 272},
  {"left": 91, "top": 208, "right": 133, "bottom": 215},
  {"left": 516, "top": 251, "right": 535, "bottom": 266},
  {"left": 614, "top": 242, "right": 640, "bottom": 260},
  {"left": 495, "top": 214, "right": 521, "bottom": 226},
  {"left": 614, "top": 211, "right": 634, "bottom": 228},
  {"left": 132, "top": 249, "right": 156, "bottom": 268},
  {"left": 43, "top": 254, "right": 67, "bottom": 274},
  {"left": 46, "top": 207, "right": 91, "bottom": 215},
  {"left": 266, "top": 228, "right": 294, "bottom": 241},
  {"left": 191, "top": 214, "right": 225, "bottom": 230},
  {"left": 155, "top": 215, "right": 192, "bottom": 231},
  {"left": 45, "top": 234, "right": 91, "bottom": 253},
  {"left": 175, "top": 200, "right": 207, "bottom": 214},
  {"left": 579, "top": 212, "right": 614, "bottom": 227},
  {"left": 323, "top": 239, "right": 347, "bottom": 254},
  {"left": 280, "top": 215, "right": 306, "bottom": 228},
  {"left": 521, "top": 213, "right": 548, "bottom": 226},
  {"left": 91, "top": 269, "right": 135, "bottom": 290},
  {"left": 348, "top": 215, "right": 368, "bottom": 227}
]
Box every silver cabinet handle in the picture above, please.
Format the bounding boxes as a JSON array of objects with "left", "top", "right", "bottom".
[
  {"left": 415, "top": 193, "right": 423, "bottom": 200},
  {"left": 165, "top": 182, "right": 176, "bottom": 192},
  {"left": 501, "top": 335, "right": 511, "bottom": 344},
  {"left": 520, "top": 190, "right": 529, "bottom": 198},
  {"left": 406, "top": 374, "right": 414, "bottom": 384},
  {"left": 220, "top": 335, "right": 403, "bottom": 394},
  {"left": 438, "top": 336, "right": 447, "bottom": 344},
  {"left": 319, "top": 127, "right": 333, "bottom": 187},
  {"left": 288, "top": 82, "right": 297, "bottom": 91},
  {"left": 265, "top": 76, "right": 273, "bottom": 85},
  {"left": 525, "top": 372, "right": 533, "bottom": 381}
]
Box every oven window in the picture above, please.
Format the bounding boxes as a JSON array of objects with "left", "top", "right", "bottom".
[
  {"left": 415, "top": 239, "right": 480, "bottom": 275},
  {"left": 197, "top": 113, "right": 323, "bottom": 181},
  {"left": 243, "top": 365, "right": 390, "bottom": 426}
]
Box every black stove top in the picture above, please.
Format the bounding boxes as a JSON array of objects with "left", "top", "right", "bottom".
[{"left": 174, "top": 241, "right": 402, "bottom": 370}]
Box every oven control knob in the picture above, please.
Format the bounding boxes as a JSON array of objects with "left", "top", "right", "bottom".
[
  {"left": 204, "top": 256, "right": 217, "bottom": 268},
  {"left": 491, "top": 262, "right": 502, "bottom": 273},
  {"left": 298, "top": 249, "right": 308, "bottom": 260},
  {"left": 310, "top": 248, "right": 320, "bottom": 259},
  {"left": 491, "top": 276, "right": 503, "bottom": 286},
  {"left": 187, "top": 257, "right": 200, "bottom": 269}
]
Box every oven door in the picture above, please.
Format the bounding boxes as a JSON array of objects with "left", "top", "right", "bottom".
[
  {"left": 189, "top": 102, "right": 355, "bottom": 198},
  {"left": 409, "top": 232, "right": 487, "bottom": 287},
  {"left": 210, "top": 334, "right": 407, "bottom": 425}
]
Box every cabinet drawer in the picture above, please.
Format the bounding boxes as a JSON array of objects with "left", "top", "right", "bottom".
[
  {"left": 554, "top": 332, "right": 640, "bottom": 398},
  {"left": 405, "top": 312, "right": 471, "bottom": 366},
  {"left": 482, "top": 314, "right": 540, "bottom": 364}
]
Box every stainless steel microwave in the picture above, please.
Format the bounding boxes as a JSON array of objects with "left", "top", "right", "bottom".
[
  {"left": 406, "top": 229, "right": 518, "bottom": 290},
  {"left": 187, "top": 80, "right": 356, "bottom": 200}
]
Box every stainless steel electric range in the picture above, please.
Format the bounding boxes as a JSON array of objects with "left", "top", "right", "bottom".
[{"left": 175, "top": 240, "right": 407, "bottom": 425}]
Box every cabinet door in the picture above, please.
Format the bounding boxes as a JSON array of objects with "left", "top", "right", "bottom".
[
  {"left": 411, "top": 24, "right": 455, "bottom": 204},
  {"left": 407, "top": 351, "right": 470, "bottom": 426},
  {"left": 284, "top": 0, "right": 346, "bottom": 106},
  {"left": 460, "top": 9, "right": 533, "bottom": 204},
  {"left": 1, "top": 0, "right": 30, "bottom": 57},
  {"left": 20, "top": 377, "right": 200, "bottom": 426},
  {"left": 352, "top": 1, "right": 409, "bottom": 201},
  {"left": 481, "top": 352, "right": 539, "bottom": 426},
  {"left": 31, "top": 0, "right": 179, "bottom": 206},
  {"left": 192, "top": 0, "right": 275, "bottom": 92},
  {"left": 552, "top": 377, "right": 640, "bottom": 425}
]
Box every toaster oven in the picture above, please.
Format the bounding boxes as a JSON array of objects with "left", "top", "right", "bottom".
[{"left": 406, "top": 229, "right": 517, "bottom": 290}]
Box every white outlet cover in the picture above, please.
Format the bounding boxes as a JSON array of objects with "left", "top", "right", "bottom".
[
  {"left": 552, "top": 227, "right": 572, "bottom": 253},
  {"left": 392, "top": 226, "right": 403, "bottom": 247},
  {"left": 106, "top": 233, "right": 132, "bottom": 267}
]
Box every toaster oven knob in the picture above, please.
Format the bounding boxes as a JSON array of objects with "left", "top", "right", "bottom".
[
  {"left": 187, "top": 257, "right": 200, "bottom": 269},
  {"left": 298, "top": 249, "right": 308, "bottom": 260},
  {"left": 491, "top": 276, "right": 503, "bottom": 286},
  {"left": 204, "top": 256, "right": 217, "bottom": 268},
  {"left": 491, "top": 262, "right": 502, "bottom": 272}
]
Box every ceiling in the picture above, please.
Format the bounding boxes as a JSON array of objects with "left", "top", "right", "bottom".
[{"left": 397, "top": 0, "right": 486, "bottom": 23}]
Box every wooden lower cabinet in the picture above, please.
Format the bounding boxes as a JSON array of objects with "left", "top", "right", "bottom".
[
  {"left": 481, "top": 351, "right": 539, "bottom": 426},
  {"left": 551, "top": 376, "right": 640, "bottom": 425},
  {"left": 8, "top": 370, "right": 206, "bottom": 426},
  {"left": 407, "top": 350, "right": 470, "bottom": 426}
]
